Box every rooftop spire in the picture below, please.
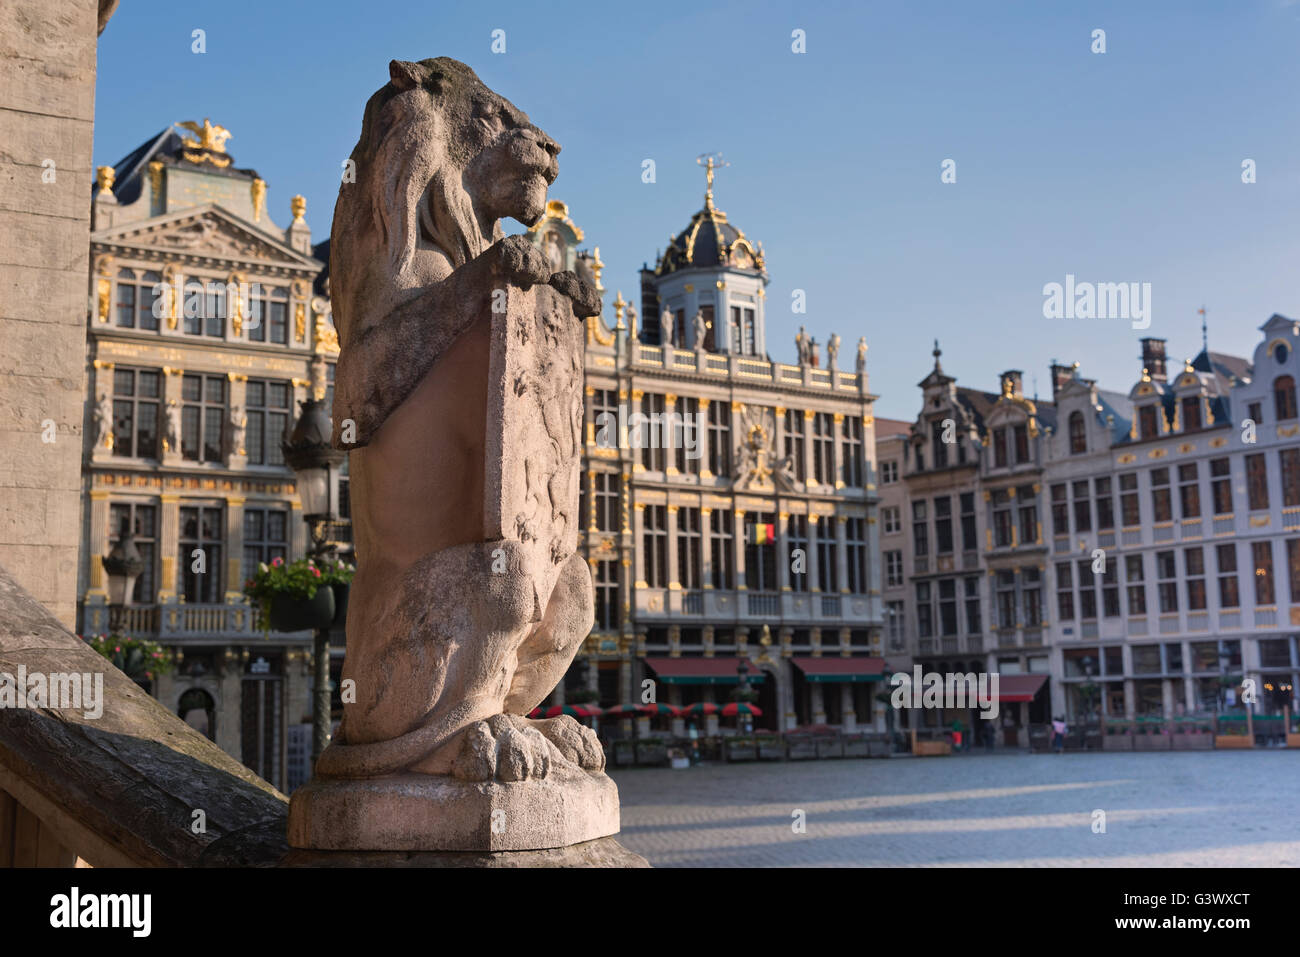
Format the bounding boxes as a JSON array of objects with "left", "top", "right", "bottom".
[
  {"left": 1198, "top": 305, "right": 1208, "bottom": 354},
  {"left": 696, "top": 152, "right": 729, "bottom": 211}
]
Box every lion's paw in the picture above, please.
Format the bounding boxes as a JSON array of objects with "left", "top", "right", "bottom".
[
  {"left": 451, "top": 714, "right": 564, "bottom": 782},
  {"left": 511, "top": 714, "right": 605, "bottom": 772},
  {"left": 491, "top": 235, "right": 551, "bottom": 288}
]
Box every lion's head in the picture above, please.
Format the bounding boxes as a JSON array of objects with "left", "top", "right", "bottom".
[{"left": 330, "top": 57, "right": 559, "bottom": 346}]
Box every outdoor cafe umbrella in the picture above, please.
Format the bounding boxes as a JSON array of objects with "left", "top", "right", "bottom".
[
  {"left": 543, "top": 704, "right": 603, "bottom": 719},
  {"left": 680, "top": 702, "right": 720, "bottom": 717},
  {"left": 720, "top": 702, "right": 763, "bottom": 717},
  {"left": 604, "top": 703, "right": 682, "bottom": 717}
]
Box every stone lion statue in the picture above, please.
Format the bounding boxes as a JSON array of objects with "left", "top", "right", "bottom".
[{"left": 316, "top": 58, "right": 605, "bottom": 795}]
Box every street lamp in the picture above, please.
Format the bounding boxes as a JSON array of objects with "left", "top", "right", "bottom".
[
  {"left": 283, "top": 397, "right": 346, "bottom": 764},
  {"left": 102, "top": 524, "right": 144, "bottom": 633},
  {"left": 736, "top": 660, "right": 753, "bottom": 734},
  {"left": 1218, "top": 648, "right": 1233, "bottom": 713}
]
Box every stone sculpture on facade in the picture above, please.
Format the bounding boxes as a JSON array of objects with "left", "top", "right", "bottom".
[
  {"left": 286, "top": 58, "right": 629, "bottom": 855},
  {"left": 856, "top": 336, "right": 868, "bottom": 375},
  {"left": 225, "top": 404, "right": 246, "bottom": 459},
  {"left": 795, "top": 325, "right": 809, "bottom": 366},
  {"left": 692, "top": 309, "right": 707, "bottom": 350},
  {"left": 827, "top": 332, "right": 841, "bottom": 372},
  {"left": 660, "top": 306, "right": 673, "bottom": 347},
  {"left": 163, "top": 399, "right": 182, "bottom": 454},
  {"left": 92, "top": 392, "right": 113, "bottom": 449}
]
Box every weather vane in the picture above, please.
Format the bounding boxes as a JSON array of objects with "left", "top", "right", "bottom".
[{"left": 696, "top": 152, "right": 730, "bottom": 209}]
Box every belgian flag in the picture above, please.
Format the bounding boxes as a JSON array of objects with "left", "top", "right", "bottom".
[{"left": 750, "top": 522, "right": 776, "bottom": 545}]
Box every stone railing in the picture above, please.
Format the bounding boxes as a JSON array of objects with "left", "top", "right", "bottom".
[{"left": 631, "top": 345, "right": 863, "bottom": 392}]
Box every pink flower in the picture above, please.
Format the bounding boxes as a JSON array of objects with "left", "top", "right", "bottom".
[
  {"left": 312, "top": 567, "right": 321, "bottom": 577},
  {"left": 271, "top": 557, "right": 284, "bottom": 567}
]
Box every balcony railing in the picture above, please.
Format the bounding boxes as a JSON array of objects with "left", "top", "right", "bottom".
[
  {"left": 682, "top": 591, "right": 704, "bottom": 615},
  {"left": 746, "top": 592, "right": 780, "bottom": 617},
  {"left": 821, "top": 595, "right": 842, "bottom": 617},
  {"left": 82, "top": 600, "right": 311, "bottom": 642}
]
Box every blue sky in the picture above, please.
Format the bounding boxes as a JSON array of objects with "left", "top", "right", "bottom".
[{"left": 95, "top": 0, "right": 1300, "bottom": 418}]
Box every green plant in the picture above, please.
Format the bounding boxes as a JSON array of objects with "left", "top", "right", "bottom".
[
  {"left": 243, "top": 556, "right": 355, "bottom": 628},
  {"left": 83, "top": 633, "right": 175, "bottom": 684},
  {"left": 567, "top": 687, "right": 599, "bottom": 704}
]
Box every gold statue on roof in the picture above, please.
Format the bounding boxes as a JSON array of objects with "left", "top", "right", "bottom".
[{"left": 177, "top": 118, "right": 232, "bottom": 153}]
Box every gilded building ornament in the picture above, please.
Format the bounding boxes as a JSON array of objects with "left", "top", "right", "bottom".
[
  {"left": 295, "top": 302, "right": 307, "bottom": 342},
  {"left": 95, "top": 255, "right": 114, "bottom": 323},
  {"left": 177, "top": 118, "right": 233, "bottom": 167},
  {"left": 291, "top": 194, "right": 306, "bottom": 222},
  {"left": 227, "top": 271, "right": 246, "bottom": 336},
  {"left": 148, "top": 160, "right": 164, "bottom": 200},
  {"left": 161, "top": 263, "right": 180, "bottom": 328},
  {"left": 251, "top": 178, "right": 267, "bottom": 221},
  {"left": 95, "top": 166, "right": 115, "bottom": 195}
]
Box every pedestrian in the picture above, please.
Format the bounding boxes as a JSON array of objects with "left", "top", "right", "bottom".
[
  {"left": 984, "top": 720, "right": 995, "bottom": 752},
  {"left": 1051, "top": 715, "right": 1067, "bottom": 753},
  {"left": 950, "top": 717, "right": 964, "bottom": 752}
]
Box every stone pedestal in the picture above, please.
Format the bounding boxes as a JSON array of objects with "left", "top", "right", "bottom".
[
  {"left": 287, "top": 765, "right": 619, "bottom": 853},
  {"left": 280, "top": 836, "right": 649, "bottom": 868}
]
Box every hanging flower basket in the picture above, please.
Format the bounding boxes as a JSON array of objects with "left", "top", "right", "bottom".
[
  {"left": 331, "top": 582, "right": 350, "bottom": 627},
  {"left": 268, "top": 587, "right": 335, "bottom": 633}
]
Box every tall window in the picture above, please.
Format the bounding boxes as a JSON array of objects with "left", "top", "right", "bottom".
[
  {"left": 709, "top": 510, "right": 734, "bottom": 589},
  {"left": 1056, "top": 562, "right": 1074, "bottom": 619},
  {"left": 1287, "top": 539, "right": 1300, "bottom": 604},
  {"left": 1281, "top": 448, "right": 1300, "bottom": 508},
  {"left": 1120, "top": 472, "right": 1140, "bottom": 525},
  {"left": 1013, "top": 424, "right": 1029, "bottom": 464},
  {"left": 1156, "top": 550, "right": 1178, "bottom": 613},
  {"left": 594, "top": 472, "right": 618, "bottom": 531},
  {"left": 179, "top": 505, "right": 224, "bottom": 603},
  {"left": 885, "top": 550, "right": 903, "bottom": 587},
  {"left": 1094, "top": 558, "right": 1117, "bottom": 616},
  {"left": 932, "top": 420, "right": 948, "bottom": 469},
  {"left": 1253, "top": 541, "right": 1275, "bottom": 605},
  {"left": 1216, "top": 543, "right": 1239, "bottom": 608},
  {"left": 1178, "top": 463, "right": 1200, "bottom": 519},
  {"left": 643, "top": 505, "right": 668, "bottom": 588},
  {"left": 1022, "top": 567, "right": 1042, "bottom": 624},
  {"left": 816, "top": 520, "right": 839, "bottom": 593},
  {"left": 745, "top": 511, "right": 778, "bottom": 591},
  {"left": 1138, "top": 405, "right": 1160, "bottom": 439},
  {"left": 1246, "top": 453, "right": 1269, "bottom": 510},
  {"left": 996, "top": 570, "right": 1017, "bottom": 627},
  {"left": 783, "top": 409, "right": 806, "bottom": 482},
  {"left": 912, "top": 501, "right": 928, "bottom": 556},
  {"left": 882, "top": 506, "right": 901, "bottom": 534},
  {"left": 115, "top": 269, "right": 161, "bottom": 330},
  {"left": 992, "top": 489, "right": 1013, "bottom": 548},
  {"left": 112, "top": 367, "right": 161, "bottom": 459},
  {"left": 1125, "top": 554, "right": 1146, "bottom": 614},
  {"left": 1017, "top": 485, "right": 1038, "bottom": 545},
  {"left": 1051, "top": 484, "right": 1069, "bottom": 536},
  {"left": 964, "top": 577, "right": 981, "bottom": 632},
  {"left": 1069, "top": 412, "right": 1086, "bottom": 453},
  {"left": 676, "top": 507, "right": 702, "bottom": 589},
  {"left": 1150, "top": 468, "right": 1172, "bottom": 522},
  {"left": 181, "top": 373, "right": 227, "bottom": 463},
  {"left": 640, "top": 393, "right": 666, "bottom": 472},
  {"left": 1275, "top": 375, "right": 1297, "bottom": 421},
  {"left": 707, "top": 401, "right": 731, "bottom": 477},
  {"left": 109, "top": 503, "right": 156, "bottom": 603},
  {"left": 960, "top": 492, "right": 977, "bottom": 551},
  {"left": 1095, "top": 477, "right": 1114, "bottom": 530},
  {"left": 1077, "top": 559, "right": 1098, "bottom": 619},
  {"left": 594, "top": 560, "right": 619, "bottom": 631},
  {"left": 786, "top": 514, "right": 809, "bottom": 592},
  {"left": 915, "top": 582, "right": 933, "bottom": 637},
  {"left": 845, "top": 517, "right": 867, "bottom": 594},
  {"left": 182, "top": 280, "right": 225, "bottom": 337},
  {"left": 673, "top": 397, "right": 701, "bottom": 475},
  {"left": 880, "top": 461, "right": 898, "bottom": 484},
  {"left": 939, "top": 579, "right": 958, "bottom": 635},
  {"left": 1210, "top": 458, "right": 1232, "bottom": 514},
  {"left": 934, "top": 496, "right": 953, "bottom": 554},
  {"left": 1185, "top": 546, "right": 1207, "bottom": 610},
  {"left": 1072, "top": 480, "right": 1092, "bottom": 532},
  {"left": 245, "top": 379, "right": 291, "bottom": 466},
  {"left": 589, "top": 388, "right": 617, "bottom": 450},
  {"left": 992, "top": 427, "right": 1008, "bottom": 468},
  {"left": 267, "top": 286, "right": 289, "bottom": 343},
  {"left": 1181, "top": 395, "right": 1202, "bottom": 431},
  {"left": 812, "top": 413, "right": 835, "bottom": 484},
  {"left": 841, "top": 416, "right": 863, "bottom": 487},
  {"left": 242, "top": 507, "right": 288, "bottom": 583}
]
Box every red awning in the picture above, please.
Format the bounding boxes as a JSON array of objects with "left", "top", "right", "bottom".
[
  {"left": 791, "top": 657, "right": 886, "bottom": 679},
  {"left": 641, "top": 657, "right": 765, "bottom": 684},
  {"left": 997, "top": 673, "right": 1048, "bottom": 702}
]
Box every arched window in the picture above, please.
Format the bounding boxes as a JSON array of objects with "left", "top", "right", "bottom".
[
  {"left": 178, "top": 687, "right": 216, "bottom": 741},
  {"left": 1069, "top": 412, "right": 1086, "bottom": 454},
  {"left": 1274, "top": 375, "right": 1297, "bottom": 421}
]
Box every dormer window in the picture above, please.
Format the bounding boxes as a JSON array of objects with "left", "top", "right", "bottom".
[
  {"left": 992, "top": 427, "right": 1008, "bottom": 468},
  {"left": 1068, "top": 411, "right": 1086, "bottom": 454},
  {"left": 1138, "top": 405, "right": 1160, "bottom": 440},
  {"left": 1181, "top": 395, "right": 1203, "bottom": 431},
  {"left": 1013, "top": 424, "right": 1030, "bottom": 464},
  {"left": 1275, "top": 375, "right": 1297, "bottom": 421}
]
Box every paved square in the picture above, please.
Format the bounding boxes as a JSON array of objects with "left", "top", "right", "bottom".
[{"left": 610, "top": 751, "right": 1300, "bottom": 867}]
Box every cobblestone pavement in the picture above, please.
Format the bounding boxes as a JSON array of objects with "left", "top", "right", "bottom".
[{"left": 609, "top": 750, "right": 1300, "bottom": 867}]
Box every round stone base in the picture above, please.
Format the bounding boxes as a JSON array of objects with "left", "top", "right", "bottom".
[
  {"left": 280, "top": 835, "right": 650, "bottom": 868},
  {"left": 287, "top": 764, "right": 620, "bottom": 852}
]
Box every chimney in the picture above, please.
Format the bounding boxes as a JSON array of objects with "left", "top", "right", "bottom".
[
  {"left": 1140, "top": 337, "right": 1167, "bottom": 382},
  {"left": 1049, "top": 361, "right": 1074, "bottom": 400},
  {"left": 999, "top": 369, "right": 1023, "bottom": 398}
]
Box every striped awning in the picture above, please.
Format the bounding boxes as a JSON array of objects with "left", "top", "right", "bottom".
[
  {"left": 997, "top": 673, "right": 1049, "bottom": 702},
  {"left": 791, "top": 657, "right": 887, "bottom": 683},
  {"left": 642, "top": 657, "right": 767, "bottom": 685}
]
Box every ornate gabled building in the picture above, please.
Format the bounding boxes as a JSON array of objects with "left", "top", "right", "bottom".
[
  {"left": 528, "top": 169, "right": 887, "bottom": 734},
  {"left": 79, "top": 122, "right": 342, "bottom": 792}
]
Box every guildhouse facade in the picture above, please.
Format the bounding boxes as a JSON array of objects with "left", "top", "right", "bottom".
[
  {"left": 881, "top": 321, "right": 1300, "bottom": 746},
  {"left": 528, "top": 171, "right": 888, "bottom": 733},
  {"left": 78, "top": 122, "right": 344, "bottom": 792}
]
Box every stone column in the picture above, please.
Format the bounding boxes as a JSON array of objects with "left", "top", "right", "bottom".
[
  {"left": 161, "top": 366, "right": 185, "bottom": 466},
  {"left": 217, "top": 648, "right": 243, "bottom": 760},
  {"left": 778, "top": 652, "right": 797, "bottom": 731},
  {"left": 225, "top": 374, "right": 248, "bottom": 470},
  {"left": 224, "top": 496, "right": 246, "bottom": 603},
  {"left": 1124, "top": 679, "right": 1136, "bottom": 720},
  {"left": 700, "top": 506, "right": 714, "bottom": 588},
  {"left": 811, "top": 683, "right": 826, "bottom": 724},
  {"left": 665, "top": 504, "right": 680, "bottom": 591},
  {"left": 810, "top": 627, "right": 822, "bottom": 657},
  {"left": 776, "top": 510, "right": 791, "bottom": 592},
  {"left": 838, "top": 626, "right": 852, "bottom": 656},
  {"left": 807, "top": 514, "right": 821, "bottom": 592},
  {"left": 697, "top": 398, "right": 713, "bottom": 480},
  {"left": 667, "top": 625, "right": 681, "bottom": 658},
  {"left": 832, "top": 413, "right": 845, "bottom": 489},
  {"left": 835, "top": 515, "right": 849, "bottom": 594},
  {"left": 733, "top": 508, "right": 747, "bottom": 588},
  {"left": 1161, "top": 678, "right": 1174, "bottom": 718},
  {"left": 632, "top": 504, "right": 646, "bottom": 587},
  {"left": 702, "top": 625, "right": 715, "bottom": 658},
  {"left": 841, "top": 683, "right": 856, "bottom": 731},
  {"left": 802, "top": 409, "right": 816, "bottom": 485},
  {"left": 157, "top": 494, "right": 180, "bottom": 604},
  {"left": 663, "top": 393, "right": 678, "bottom": 477}
]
